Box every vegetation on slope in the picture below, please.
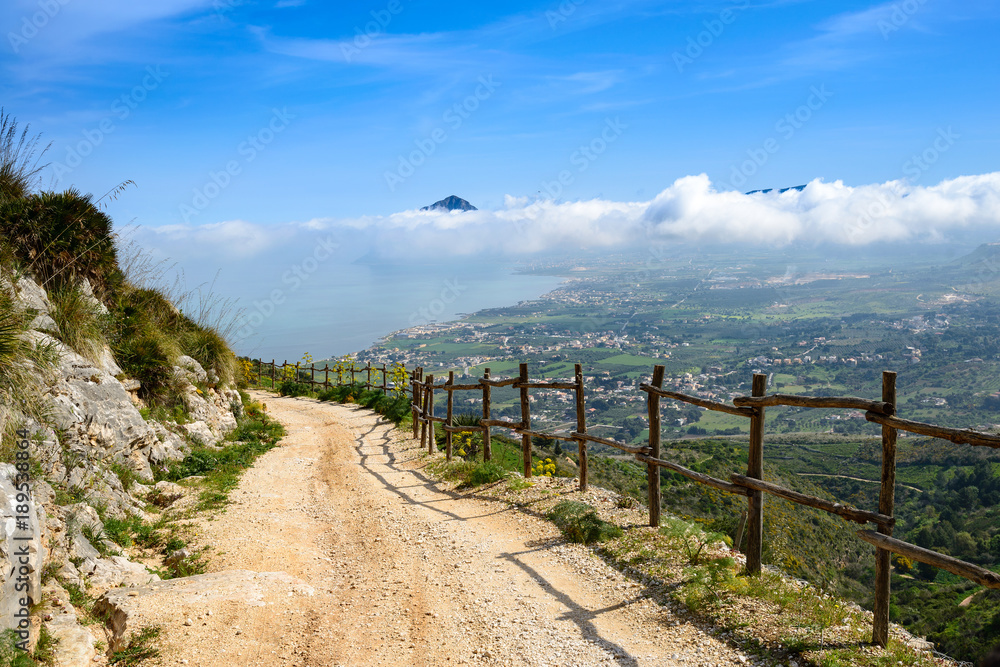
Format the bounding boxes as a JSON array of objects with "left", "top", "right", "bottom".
[{"left": 0, "top": 111, "right": 242, "bottom": 432}]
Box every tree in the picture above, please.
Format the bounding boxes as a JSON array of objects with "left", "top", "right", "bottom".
[{"left": 915, "top": 560, "right": 938, "bottom": 581}]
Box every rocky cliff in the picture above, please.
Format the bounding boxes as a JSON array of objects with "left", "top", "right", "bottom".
[{"left": 0, "top": 274, "right": 242, "bottom": 665}]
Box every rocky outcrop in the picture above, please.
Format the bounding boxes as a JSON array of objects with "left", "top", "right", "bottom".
[
  {"left": 42, "top": 336, "right": 160, "bottom": 483},
  {"left": 94, "top": 571, "right": 315, "bottom": 651},
  {"left": 1, "top": 274, "right": 243, "bottom": 665}
]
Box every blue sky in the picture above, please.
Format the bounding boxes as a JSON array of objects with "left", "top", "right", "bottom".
[
  {"left": 4, "top": 0, "right": 1000, "bottom": 358},
  {"left": 4, "top": 0, "right": 998, "bottom": 223}
]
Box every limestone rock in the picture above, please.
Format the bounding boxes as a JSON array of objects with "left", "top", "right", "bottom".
[
  {"left": 44, "top": 337, "right": 158, "bottom": 482},
  {"left": 182, "top": 420, "right": 217, "bottom": 447},
  {"left": 81, "top": 555, "right": 159, "bottom": 591},
  {"left": 148, "top": 481, "right": 185, "bottom": 507},
  {"left": 11, "top": 275, "right": 58, "bottom": 332},
  {"left": 45, "top": 622, "right": 97, "bottom": 667},
  {"left": 94, "top": 571, "right": 315, "bottom": 651},
  {"left": 174, "top": 355, "right": 208, "bottom": 385}
]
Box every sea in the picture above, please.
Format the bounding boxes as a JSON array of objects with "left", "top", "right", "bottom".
[{"left": 233, "top": 260, "right": 564, "bottom": 363}]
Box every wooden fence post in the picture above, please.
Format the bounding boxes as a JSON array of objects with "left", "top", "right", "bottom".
[
  {"left": 411, "top": 368, "right": 422, "bottom": 439},
  {"left": 425, "top": 374, "right": 435, "bottom": 455},
  {"left": 309, "top": 364, "right": 315, "bottom": 390},
  {"left": 270, "top": 360, "right": 275, "bottom": 388},
  {"left": 873, "top": 371, "right": 898, "bottom": 647},
  {"left": 648, "top": 365, "right": 666, "bottom": 527},
  {"left": 747, "top": 372, "right": 768, "bottom": 575},
  {"left": 366, "top": 363, "right": 372, "bottom": 391},
  {"left": 446, "top": 371, "right": 455, "bottom": 462},
  {"left": 324, "top": 365, "right": 330, "bottom": 390},
  {"left": 381, "top": 364, "right": 387, "bottom": 394},
  {"left": 519, "top": 363, "right": 532, "bottom": 477},
  {"left": 482, "top": 368, "right": 493, "bottom": 461},
  {"left": 574, "top": 363, "right": 588, "bottom": 492}
]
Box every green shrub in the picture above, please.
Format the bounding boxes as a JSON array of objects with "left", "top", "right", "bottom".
[
  {"left": 47, "top": 282, "right": 108, "bottom": 362},
  {"left": 548, "top": 500, "right": 623, "bottom": 545},
  {"left": 181, "top": 325, "right": 237, "bottom": 386},
  {"left": 1, "top": 188, "right": 119, "bottom": 295},
  {"left": 278, "top": 380, "right": 312, "bottom": 397},
  {"left": 660, "top": 517, "right": 726, "bottom": 565},
  {"left": 315, "top": 384, "right": 411, "bottom": 424},
  {"left": 467, "top": 461, "right": 507, "bottom": 486}
]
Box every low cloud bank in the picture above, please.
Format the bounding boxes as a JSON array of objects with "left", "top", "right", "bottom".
[{"left": 136, "top": 172, "right": 1000, "bottom": 259}]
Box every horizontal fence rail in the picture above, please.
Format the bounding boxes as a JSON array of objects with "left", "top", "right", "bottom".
[{"left": 251, "top": 356, "right": 1000, "bottom": 648}]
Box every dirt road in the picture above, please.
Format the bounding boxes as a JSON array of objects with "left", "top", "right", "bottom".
[{"left": 138, "top": 393, "right": 748, "bottom": 666}]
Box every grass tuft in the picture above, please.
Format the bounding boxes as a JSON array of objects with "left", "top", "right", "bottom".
[
  {"left": 46, "top": 282, "right": 108, "bottom": 363},
  {"left": 108, "top": 627, "right": 160, "bottom": 666},
  {"left": 548, "top": 500, "right": 623, "bottom": 545}
]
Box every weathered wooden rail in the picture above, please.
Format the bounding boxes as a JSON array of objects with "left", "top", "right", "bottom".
[{"left": 252, "top": 356, "right": 1000, "bottom": 648}]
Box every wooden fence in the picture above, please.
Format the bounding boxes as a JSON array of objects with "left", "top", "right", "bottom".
[
  {"left": 254, "top": 358, "right": 1000, "bottom": 648},
  {"left": 252, "top": 359, "right": 391, "bottom": 394}
]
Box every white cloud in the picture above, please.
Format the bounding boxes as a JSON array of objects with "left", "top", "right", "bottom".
[{"left": 134, "top": 172, "right": 1000, "bottom": 260}]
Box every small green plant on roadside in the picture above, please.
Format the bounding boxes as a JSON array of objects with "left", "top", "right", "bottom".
[
  {"left": 548, "top": 500, "right": 623, "bottom": 545},
  {"left": 80, "top": 524, "right": 120, "bottom": 558},
  {"left": 278, "top": 379, "right": 312, "bottom": 397},
  {"left": 60, "top": 580, "right": 90, "bottom": 610},
  {"left": 660, "top": 517, "right": 726, "bottom": 565},
  {"left": 466, "top": 461, "right": 507, "bottom": 486},
  {"left": 507, "top": 477, "right": 534, "bottom": 491},
  {"left": 167, "top": 552, "right": 207, "bottom": 579},
  {"left": 107, "top": 460, "right": 137, "bottom": 491},
  {"left": 677, "top": 557, "right": 738, "bottom": 610},
  {"left": 108, "top": 626, "right": 160, "bottom": 666}
]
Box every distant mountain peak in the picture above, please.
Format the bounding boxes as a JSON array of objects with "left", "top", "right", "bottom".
[
  {"left": 421, "top": 195, "right": 477, "bottom": 212},
  {"left": 745, "top": 184, "right": 808, "bottom": 195}
]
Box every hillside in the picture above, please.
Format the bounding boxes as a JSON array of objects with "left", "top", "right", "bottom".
[{"left": 0, "top": 118, "right": 258, "bottom": 664}]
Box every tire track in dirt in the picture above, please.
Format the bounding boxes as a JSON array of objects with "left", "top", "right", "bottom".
[{"left": 141, "top": 393, "right": 747, "bottom": 666}]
